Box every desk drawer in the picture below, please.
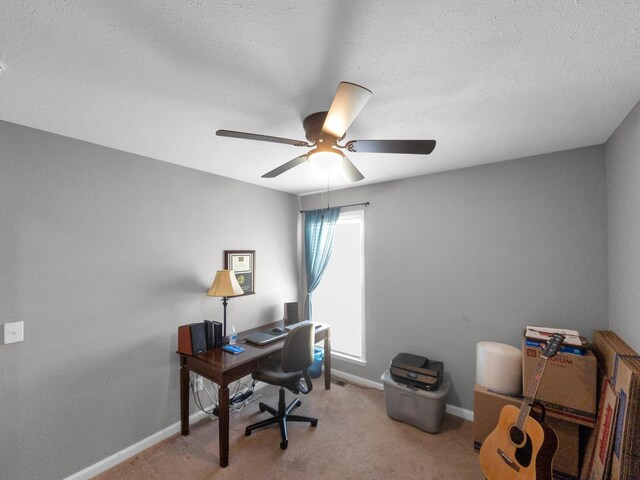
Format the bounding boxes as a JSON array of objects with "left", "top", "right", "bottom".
[{"left": 256, "top": 352, "right": 280, "bottom": 368}]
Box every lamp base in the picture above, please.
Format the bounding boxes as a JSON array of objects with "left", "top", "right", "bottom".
[{"left": 222, "top": 296, "right": 228, "bottom": 339}]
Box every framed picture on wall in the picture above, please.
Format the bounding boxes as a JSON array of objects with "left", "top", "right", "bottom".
[{"left": 224, "top": 250, "right": 255, "bottom": 295}]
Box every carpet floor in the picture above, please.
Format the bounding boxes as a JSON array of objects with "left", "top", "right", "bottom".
[{"left": 94, "top": 379, "right": 484, "bottom": 479}]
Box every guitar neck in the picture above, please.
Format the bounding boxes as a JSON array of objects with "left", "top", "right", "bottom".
[{"left": 515, "top": 354, "right": 549, "bottom": 430}]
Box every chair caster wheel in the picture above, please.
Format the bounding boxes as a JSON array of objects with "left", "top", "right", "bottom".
[
  {"left": 280, "top": 440, "right": 288, "bottom": 450},
  {"left": 311, "top": 420, "right": 318, "bottom": 427},
  {"left": 245, "top": 429, "right": 251, "bottom": 437},
  {"left": 259, "top": 404, "right": 266, "bottom": 413}
]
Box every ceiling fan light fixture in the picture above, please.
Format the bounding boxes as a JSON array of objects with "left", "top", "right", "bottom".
[{"left": 307, "top": 146, "right": 344, "bottom": 176}]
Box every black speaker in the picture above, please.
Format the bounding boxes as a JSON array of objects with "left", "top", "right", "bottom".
[
  {"left": 191, "top": 323, "right": 207, "bottom": 354},
  {"left": 212, "top": 320, "right": 223, "bottom": 347},
  {"left": 284, "top": 302, "right": 299, "bottom": 325},
  {"left": 178, "top": 323, "right": 207, "bottom": 355},
  {"left": 204, "top": 320, "right": 214, "bottom": 350},
  {"left": 204, "top": 319, "right": 223, "bottom": 348}
]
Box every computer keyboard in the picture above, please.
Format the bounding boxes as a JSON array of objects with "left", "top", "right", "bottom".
[
  {"left": 245, "top": 322, "right": 324, "bottom": 346},
  {"left": 244, "top": 330, "right": 287, "bottom": 346}
]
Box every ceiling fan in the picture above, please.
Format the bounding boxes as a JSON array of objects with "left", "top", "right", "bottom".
[{"left": 216, "top": 82, "right": 436, "bottom": 183}]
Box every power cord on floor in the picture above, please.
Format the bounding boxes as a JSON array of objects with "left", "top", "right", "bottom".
[
  {"left": 190, "top": 376, "right": 258, "bottom": 417},
  {"left": 232, "top": 390, "right": 262, "bottom": 412},
  {"left": 231, "top": 379, "right": 257, "bottom": 405}
]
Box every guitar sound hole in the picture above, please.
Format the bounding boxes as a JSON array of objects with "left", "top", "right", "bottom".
[
  {"left": 509, "top": 426, "right": 525, "bottom": 446},
  {"left": 515, "top": 434, "right": 533, "bottom": 468},
  {"left": 508, "top": 426, "right": 533, "bottom": 468}
]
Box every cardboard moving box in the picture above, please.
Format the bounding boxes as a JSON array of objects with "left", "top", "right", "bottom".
[
  {"left": 590, "top": 331, "right": 640, "bottom": 480},
  {"left": 473, "top": 384, "right": 583, "bottom": 480},
  {"left": 522, "top": 338, "right": 597, "bottom": 427},
  {"left": 591, "top": 330, "right": 636, "bottom": 381}
]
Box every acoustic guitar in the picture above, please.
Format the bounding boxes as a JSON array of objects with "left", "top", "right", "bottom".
[{"left": 479, "top": 333, "right": 565, "bottom": 480}]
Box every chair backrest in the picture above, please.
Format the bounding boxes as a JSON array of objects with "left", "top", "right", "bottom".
[{"left": 281, "top": 323, "right": 314, "bottom": 374}]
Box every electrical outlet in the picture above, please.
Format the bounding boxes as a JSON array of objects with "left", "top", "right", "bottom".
[
  {"left": 1, "top": 321, "right": 24, "bottom": 345},
  {"left": 194, "top": 376, "right": 204, "bottom": 391}
]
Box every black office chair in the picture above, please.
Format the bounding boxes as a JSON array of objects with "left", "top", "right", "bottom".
[{"left": 244, "top": 322, "right": 318, "bottom": 449}]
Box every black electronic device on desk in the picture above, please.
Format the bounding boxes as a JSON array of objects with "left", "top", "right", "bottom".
[
  {"left": 390, "top": 353, "right": 443, "bottom": 390},
  {"left": 244, "top": 328, "right": 288, "bottom": 346}
]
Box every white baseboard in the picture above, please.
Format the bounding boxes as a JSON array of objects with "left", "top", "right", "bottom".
[
  {"left": 446, "top": 404, "right": 474, "bottom": 421},
  {"left": 331, "top": 368, "right": 474, "bottom": 421},
  {"left": 63, "top": 405, "right": 215, "bottom": 480},
  {"left": 331, "top": 368, "right": 385, "bottom": 390},
  {"left": 65, "top": 375, "right": 269, "bottom": 480}
]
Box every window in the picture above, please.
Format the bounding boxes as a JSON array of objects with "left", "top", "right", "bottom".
[{"left": 312, "top": 208, "right": 365, "bottom": 362}]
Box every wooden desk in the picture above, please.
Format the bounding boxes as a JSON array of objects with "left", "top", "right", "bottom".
[{"left": 178, "top": 321, "right": 331, "bottom": 467}]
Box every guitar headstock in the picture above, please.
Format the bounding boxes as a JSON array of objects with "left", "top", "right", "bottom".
[{"left": 542, "top": 333, "right": 565, "bottom": 358}]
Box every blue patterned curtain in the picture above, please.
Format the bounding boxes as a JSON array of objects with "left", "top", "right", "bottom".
[{"left": 304, "top": 207, "right": 341, "bottom": 320}]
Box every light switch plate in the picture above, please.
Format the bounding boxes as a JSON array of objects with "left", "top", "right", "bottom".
[{"left": 2, "top": 321, "right": 24, "bottom": 344}]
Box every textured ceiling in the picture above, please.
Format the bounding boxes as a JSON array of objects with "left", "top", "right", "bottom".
[{"left": 1, "top": 1, "right": 639, "bottom": 195}]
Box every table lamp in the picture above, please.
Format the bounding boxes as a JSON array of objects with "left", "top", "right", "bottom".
[{"left": 207, "top": 270, "right": 244, "bottom": 339}]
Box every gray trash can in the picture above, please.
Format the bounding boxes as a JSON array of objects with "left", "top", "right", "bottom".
[{"left": 381, "top": 370, "right": 450, "bottom": 433}]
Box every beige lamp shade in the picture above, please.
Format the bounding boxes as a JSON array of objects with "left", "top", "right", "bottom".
[{"left": 207, "top": 270, "right": 244, "bottom": 298}]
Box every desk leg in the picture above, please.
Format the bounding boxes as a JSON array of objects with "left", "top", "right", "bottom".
[
  {"left": 324, "top": 336, "right": 331, "bottom": 390},
  {"left": 180, "top": 363, "right": 189, "bottom": 436},
  {"left": 218, "top": 385, "right": 230, "bottom": 468}
]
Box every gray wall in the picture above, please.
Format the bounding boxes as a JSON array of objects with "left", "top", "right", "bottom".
[
  {"left": 0, "top": 120, "right": 300, "bottom": 480},
  {"left": 606, "top": 98, "right": 640, "bottom": 352},
  {"left": 301, "top": 146, "right": 609, "bottom": 411}
]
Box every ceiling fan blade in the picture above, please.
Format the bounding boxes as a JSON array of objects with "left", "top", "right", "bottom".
[
  {"left": 322, "top": 82, "right": 372, "bottom": 138},
  {"left": 346, "top": 139, "right": 436, "bottom": 155},
  {"left": 261, "top": 155, "right": 308, "bottom": 178},
  {"left": 340, "top": 156, "right": 365, "bottom": 183},
  {"left": 216, "top": 129, "right": 310, "bottom": 147}
]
